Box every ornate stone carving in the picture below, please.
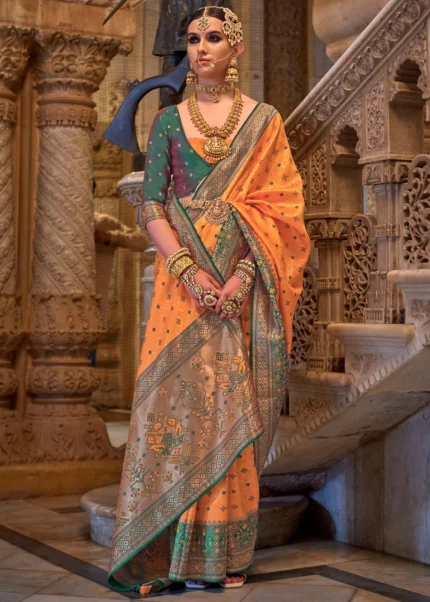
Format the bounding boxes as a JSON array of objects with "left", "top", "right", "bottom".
[
  {"left": 25, "top": 31, "right": 125, "bottom": 462},
  {"left": 330, "top": 99, "right": 363, "bottom": 164},
  {"left": 290, "top": 268, "right": 318, "bottom": 369},
  {"left": 297, "top": 158, "right": 307, "bottom": 208},
  {"left": 348, "top": 351, "right": 386, "bottom": 380},
  {"left": 33, "top": 33, "right": 125, "bottom": 130},
  {"left": 0, "top": 27, "right": 35, "bottom": 96},
  {"left": 0, "top": 27, "right": 33, "bottom": 422},
  {"left": 343, "top": 215, "right": 377, "bottom": 322},
  {"left": 23, "top": 401, "right": 122, "bottom": 463},
  {"left": 388, "top": 29, "right": 428, "bottom": 100},
  {"left": 362, "top": 160, "right": 410, "bottom": 184},
  {"left": 403, "top": 155, "right": 430, "bottom": 267},
  {"left": 307, "top": 218, "right": 349, "bottom": 240},
  {"left": 287, "top": 0, "right": 428, "bottom": 149},
  {"left": 310, "top": 143, "right": 327, "bottom": 207},
  {"left": 366, "top": 79, "right": 385, "bottom": 150}
]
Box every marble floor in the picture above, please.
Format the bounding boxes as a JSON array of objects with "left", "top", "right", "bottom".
[{"left": 0, "top": 496, "right": 429, "bottom": 602}]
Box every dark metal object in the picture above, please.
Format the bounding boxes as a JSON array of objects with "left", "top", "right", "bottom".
[{"left": 103, "top": 56, "right": 190, "bottom": 153}]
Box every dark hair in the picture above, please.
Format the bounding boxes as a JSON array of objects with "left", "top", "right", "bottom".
[{"left": 188, "top": 6, "right": 227, "bottom": 27}]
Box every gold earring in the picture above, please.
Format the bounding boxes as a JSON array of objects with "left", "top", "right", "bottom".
[
  {"left": 186, "top": 67, "right": 198, "bottom": 85},
  {"left": 225, "top": 57, "right": 239, "bottom": 84}
]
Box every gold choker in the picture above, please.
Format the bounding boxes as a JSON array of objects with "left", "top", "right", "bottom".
[{"left": 195, "top": 82, "right": 234, "bottom": 103}]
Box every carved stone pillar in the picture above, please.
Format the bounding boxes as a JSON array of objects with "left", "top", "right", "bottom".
[
  {"left": 26, "top": 32, "right": 125, "bottom": 461},
  {"left": 362, "top": 161, "right": 410, "bottom": 324},
  {"left": 0, "top": 26, "right": 34, "bottom": 463}
]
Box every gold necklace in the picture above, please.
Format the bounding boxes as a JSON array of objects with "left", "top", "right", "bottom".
[
  {"left": 188, "top": 88, "right": 244, "bottom": 163},
  {"left": 195, "top": 82, "right": 234, "bottom": 103}
]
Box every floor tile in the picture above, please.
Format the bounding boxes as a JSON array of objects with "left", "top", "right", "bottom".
[
  {"left": 0, "top": 593, "right": 30, "bottom": 602},
  {"left": 24, "top": 597, "right": 126, "bottom": 602},
  {"left": 36, "top": 573, "right": 124, "bottom": 599},
  {"left": 252, "top": 540, "right": 382, "bottom": 574},
  {"left": 0, "top": 540, "right": 20, "bottom": 562},
  {"left": 0, "top": 569, "right": 64, "bottom": 594},
  {"left": 51, "top": 541, "right": 111, "bottom": 571},
  {"left": 0, "top": 550, "right": 67, "bottom": 573},
  {"left": 268, "top": 574, "right": 355, "bottom": 589},
  {"left": 243, "top": 582, "right": 357, "bottom": 602},
  {"left": 153, "top": 586, "right": 251, "bottom": 601},
  {"left": 329, "top": 556, "right": 430, "bottom": 597},
  {"left": 350, "top": 590, "right": 396, "bottom": 601}
]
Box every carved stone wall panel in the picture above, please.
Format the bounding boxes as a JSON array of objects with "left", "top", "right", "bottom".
[
  {"left": 403, "top": 155, "right": 430, "bottom": 267},
  {"left": 290, "top": 267, "right": 318, "bottom": 369},
  {"left": 343, "top": 215, "right": 377, "bottom": 323},
  {"left": 310, "top": 143, "right": 328, "bottom": 207},
  {"left": 366, "top": 79, "right": 386, "bottom": 151}
]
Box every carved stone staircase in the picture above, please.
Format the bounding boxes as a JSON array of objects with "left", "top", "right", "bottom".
[{"left": 262, "top": 0, "right": 430, "bottom": 476}]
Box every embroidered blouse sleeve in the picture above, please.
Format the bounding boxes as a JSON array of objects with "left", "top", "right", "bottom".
[{"left": 139, "top": 108, "right": 172, "bottom": 229}]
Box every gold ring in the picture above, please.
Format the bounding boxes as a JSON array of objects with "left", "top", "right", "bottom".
[
  {"left": 203, "top": 290, "right": 217, "bottom": 307},
  {"left": 221, "top": 298, "right": 240, "bottom": 315}
]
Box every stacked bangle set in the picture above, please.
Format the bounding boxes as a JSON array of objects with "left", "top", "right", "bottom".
[{"left": 165, "top": 248, "right": 256, "bottom": 314}]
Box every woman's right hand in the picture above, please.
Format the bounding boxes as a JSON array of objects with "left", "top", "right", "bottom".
[{"left": 182, "top": 268, "right": 223, "bottom": 311}]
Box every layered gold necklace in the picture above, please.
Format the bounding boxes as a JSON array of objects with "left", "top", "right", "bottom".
[{"left": 188, "top": 87, "right": 244, "bottom": 163}]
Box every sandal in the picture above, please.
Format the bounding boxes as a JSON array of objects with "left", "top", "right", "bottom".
[
  {"left": 185, "top": 580, "right": 210, "bottom": 589},
  {"left": 220, "top": 574, "right": 247, "bottom": 589}
]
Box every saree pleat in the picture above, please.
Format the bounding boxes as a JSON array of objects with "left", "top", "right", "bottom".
[{"left": 109, "top": 104, "right": 310, "bottom": 591}]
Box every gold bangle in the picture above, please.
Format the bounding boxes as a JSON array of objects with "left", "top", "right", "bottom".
[
  {"left": 169, "top": 256, "right": 195, "bottom": 279},
  {"left": 166, "top": 247, "right": 191, "bottom": 272}
]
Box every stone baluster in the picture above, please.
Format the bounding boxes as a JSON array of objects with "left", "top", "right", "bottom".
[
  {"left": 25, "top": 32, "right": 126, "bottom": 462},
  {"left": 0, "top": 26, "right": 34, "bottom": 464}
]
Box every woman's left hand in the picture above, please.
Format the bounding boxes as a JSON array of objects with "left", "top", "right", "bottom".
[{"left": 215, "top": 275, "right": 251, "bottom": 320}]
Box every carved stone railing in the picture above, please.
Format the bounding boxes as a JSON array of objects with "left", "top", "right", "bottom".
[{"left": 286, "top": 0, "right": 430, "bottom": 378}]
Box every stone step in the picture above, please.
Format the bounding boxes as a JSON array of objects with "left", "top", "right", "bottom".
[{"left": 81, "top": 485, "right": 308, "bottom": 550}]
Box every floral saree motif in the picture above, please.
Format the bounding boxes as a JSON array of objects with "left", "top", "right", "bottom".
[{"left": 109, "top": 103, "right": 310, "bottom": 592}]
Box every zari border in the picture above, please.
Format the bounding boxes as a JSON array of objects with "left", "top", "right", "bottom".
[
  {"left": 132, "top": 312, "right": 225, "bottom": 413},
  {"left": 233, "top": 210, "right": 289, "bottom": 476},
  {"left": 109, "top": 416, "right": 262, "bottom": 576}
]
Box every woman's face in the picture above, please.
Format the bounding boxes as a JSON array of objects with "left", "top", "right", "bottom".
[{"left": 187, "top": 17, "right": 235, "bottom": 80}]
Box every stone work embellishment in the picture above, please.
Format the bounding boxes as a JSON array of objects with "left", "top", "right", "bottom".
[
  {"left": 366, "top": 80, "right": 385, "bottom": 150},
  {"left": 343, "top": 215, "right": 377, "bottom": 322},
  {"left": 310, "top": 143, "right": 327, "bottom": 207},
  {"left": 403, "top": 156, "right": 430, "bottom": 267},
  {"left": 290, "top": 268, "right": 318, "bottom": 369}
]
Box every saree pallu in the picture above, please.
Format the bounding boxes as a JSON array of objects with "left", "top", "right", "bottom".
[{"left": 109, "top": 104, "right": 310, "bottom": 592}]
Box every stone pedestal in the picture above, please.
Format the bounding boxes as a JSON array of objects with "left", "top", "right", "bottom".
[{"left": 81, "top": 485, "right": 309, "bottom": 549}]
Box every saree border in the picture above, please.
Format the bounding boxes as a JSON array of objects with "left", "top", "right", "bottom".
[
  {"left": 132, "top": 311, "right": 225, "bottom": 413},
  {"left": 109, "top": 413, "right": 262, "bottom": 577}
]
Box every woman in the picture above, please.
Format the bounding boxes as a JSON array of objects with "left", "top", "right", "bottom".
[{"left": 109, "top": 6, "right": 310, "bottom": 597}]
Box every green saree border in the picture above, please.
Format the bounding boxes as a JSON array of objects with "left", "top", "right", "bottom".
[{"left": 108, "top": 432, "right": 262, "bottom": 590}]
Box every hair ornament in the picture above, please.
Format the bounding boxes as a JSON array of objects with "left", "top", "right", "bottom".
[
  {"left": 197, "top": 7, "right": 211, "bottom": 32},
  {"left": 221, "top": 8, "right": 243, "bottom": 47}
]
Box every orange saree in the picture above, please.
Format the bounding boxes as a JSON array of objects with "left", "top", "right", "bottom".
[{"left": 109, "top": 103, "right": 310, "bottom": 592}]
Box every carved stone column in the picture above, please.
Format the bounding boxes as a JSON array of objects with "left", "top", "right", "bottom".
[
  {"left": 26, "top": 32, "right": 125, "bottom": 461},
  {"left": 0, "top": 26, "right": 34, "bottom": 463},
  {"left": 362, "top": 161, "right": 410, "bottom": 324}
]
